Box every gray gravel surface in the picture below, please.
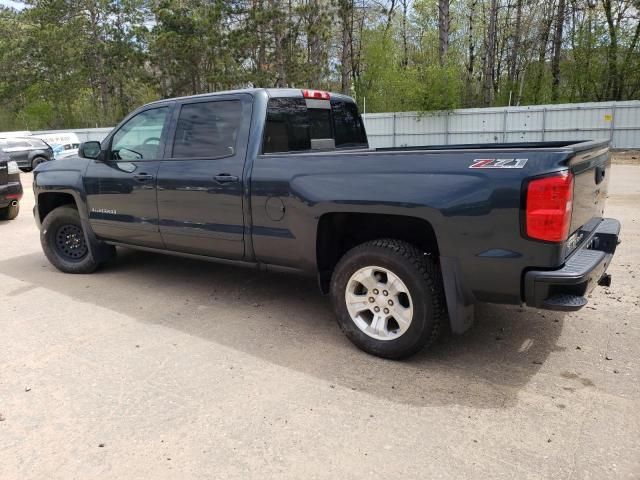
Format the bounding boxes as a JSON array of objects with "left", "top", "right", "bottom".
[{"left": 0, "top": 168, "right": 638, "bottom": 479}]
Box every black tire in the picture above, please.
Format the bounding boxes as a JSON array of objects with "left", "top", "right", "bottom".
[
  {"left": 330, "top": 239, "right": 445, "bottom": 359},
  {"left": 40, "top": 206, "right": 112, "bottom": 274},
  {"left": 31, "top": 156, "right": 47, "bottom": 170},
  {"left": 0, "top": 201, "right": 20, "bottom": 220}
]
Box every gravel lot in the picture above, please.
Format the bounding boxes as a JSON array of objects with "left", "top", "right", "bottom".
[{"left": 1, "top": 164, "right": 638, "bottom": 479}]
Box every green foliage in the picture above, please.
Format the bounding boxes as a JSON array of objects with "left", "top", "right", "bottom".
[
  {"left": 0, "top": 0, "right": 639, "bottom": 130},
  {"left": 355, "top": 28, "right": 462, "bottom": 113}
]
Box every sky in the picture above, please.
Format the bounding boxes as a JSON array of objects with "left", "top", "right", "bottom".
[{"left": 0, "top": 0, "right": 26, "bottom": 10}]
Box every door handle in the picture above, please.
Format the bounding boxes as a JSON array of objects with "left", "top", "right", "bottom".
[
  {"left": 133, "top": 173, "right": 154, "bottom": 182},
  {"left": 213, "top": 174, "right": 239, "bottom": 184}
]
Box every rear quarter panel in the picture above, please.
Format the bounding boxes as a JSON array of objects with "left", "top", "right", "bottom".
[{"left": 250, "top": 149, "right": 574, "bottom": 304}]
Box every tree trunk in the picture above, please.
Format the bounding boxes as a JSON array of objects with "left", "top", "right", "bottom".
[
  {"left": 483, "top": 0, "right": 498, "bottom": 106},
  {"left": 401, "top": 0, "right": 409, "bottom": 68},
  {"left": 619, "top": 16, "right": 640, "bottom": 98},
  {"left": 438, "top": 0, "right": 450, "bottom": 66},
  {"left": 269, "top": 0, "right": 287, "bottom": 87},
  {"left": 551, "top": 0, "right": 566, "bottom": 101},
  {"left": 466, "top": 0, "right": 477, "bottom": 98},
  {"left": 307, "top": 0, "right": 323, "bottom": 88},
  {"left": 603, "top": 0, "right": 620, "bottom": 100},
  {"left": 533, "top": 10, "right": 554, "bottom": 104},
  {"left": 256, "top": 0, "right": 267, "bottom": 85},
  {"left": 508, "top": 0, "right": 523, "bottom": 84},
  {"left": 384, "top": 0, "right": 397, "bottom": 34},
  {"left": 339, "top": 0, "right": 353, "bottom": 94}
]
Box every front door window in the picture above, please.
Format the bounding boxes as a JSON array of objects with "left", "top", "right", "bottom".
[{"left": 111, "top": 107, "right": 168, "bottom": 160}]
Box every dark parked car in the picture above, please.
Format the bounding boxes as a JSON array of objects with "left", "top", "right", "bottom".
[
  {"left": 32, "top": 88, "right": 620, "bottom": 359},
  {"left": 0, "top": 136, "right": 53, "bottom": 171},
  {"left": 0, "top": 149, "right": 22, "bottom": 220}
]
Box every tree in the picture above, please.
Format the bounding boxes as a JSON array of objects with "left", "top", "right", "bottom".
[
  {"left": 483, "top": 0, "right": 498, "bottom": 106},
  {"left": 438, "top": 0, "right": 450, "bottom": 65},
  {"left": 1, "top": 0, "right": 640, "bottom": 131}
]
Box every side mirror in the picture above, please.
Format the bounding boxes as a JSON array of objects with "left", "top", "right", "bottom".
[{"left": 79, "top": 141, "right": 102, "bottom": 160}]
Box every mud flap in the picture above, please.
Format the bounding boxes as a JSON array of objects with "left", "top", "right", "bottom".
[{"left": 440, "top": 256, "right": 475, "bottom": 334}]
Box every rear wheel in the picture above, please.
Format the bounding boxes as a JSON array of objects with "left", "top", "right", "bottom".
[
  {"left": 31, "top": 156, "right": 47, "bottom": 169},
  {"left": 0, "top": 201, "right": 19, "bottom": 220},
  {"left": 330, "top": 239, "right": 445, "bottom": 359},
  {"left": 40, "top": 206, "right": 114, "bottom": 273}
]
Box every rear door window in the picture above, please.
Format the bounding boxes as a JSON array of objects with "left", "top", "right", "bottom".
[
  {"left": 172, "top": 100, "right": 242, "bottom": 159},
  {"left": 331, "top": 100, "right": 367, "bottom": 147}
]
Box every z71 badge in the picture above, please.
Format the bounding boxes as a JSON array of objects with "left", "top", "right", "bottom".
[{"left": 469, "top": 158, "right": 528, "bottom": 169}]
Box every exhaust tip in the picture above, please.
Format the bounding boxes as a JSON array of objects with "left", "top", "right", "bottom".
[{"left": 10, "top": 200, "right": 18, "bottom": 207}]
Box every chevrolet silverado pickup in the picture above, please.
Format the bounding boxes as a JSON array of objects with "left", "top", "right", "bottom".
[
  {"left": 32, "top": 88, "right": 621, "bottom": 358},
  {"left": 0, "top": 150, "right": 22, "bottom": 220}
]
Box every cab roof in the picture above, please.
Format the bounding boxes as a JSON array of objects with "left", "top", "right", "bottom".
[{"left": 146, "top": 88, "right": 356, "bottom": 107}]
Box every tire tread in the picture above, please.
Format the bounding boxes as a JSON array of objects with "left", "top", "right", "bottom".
[{"left": 331, "top": 238, "right": 446, "bottom": 358}]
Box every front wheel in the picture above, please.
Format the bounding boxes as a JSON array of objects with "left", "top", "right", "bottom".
[
  {"left": 40, "top": 206, "right": 114, "bottom": 273},
  {"left": 0, "top": 201, "right": 19, "bottom": 220},
  {"left": 330, "top": 239, "right": 445, "bottom": 359}
]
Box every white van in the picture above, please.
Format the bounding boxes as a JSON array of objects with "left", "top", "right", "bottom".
[{"left": 33, "top": 132, "right": 81, "bottom": 160}]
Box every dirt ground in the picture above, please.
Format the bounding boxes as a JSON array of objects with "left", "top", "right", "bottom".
[
  {"left": 612, "top": 149, "right": 640, "bottom": 165},
  {"left": 0, "top": 165, "right": 638, "bottom": 479}
]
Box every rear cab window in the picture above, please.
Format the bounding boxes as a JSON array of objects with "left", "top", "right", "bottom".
[{"left": 262, "top": 92, "right": 368, "bottom": 154}]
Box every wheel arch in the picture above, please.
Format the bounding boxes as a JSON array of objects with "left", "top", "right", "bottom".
[
  {"left": 37, "top": 192, "right": 78, "bottom": 224},
  {"left": 28, "top": 150, "right": 49, "bottom": 164},
  {"left": 316, "top": 212, "right": 440, "bottom": 293},
  {"left": 316, "top": 211, "right": 476, "bottom": 335}
]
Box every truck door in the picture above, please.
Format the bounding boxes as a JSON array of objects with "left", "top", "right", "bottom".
[
  {"left": 84, "top": 105, "right": 171, "bottom": 248},
  {"left": 156, "top": 95, "right": 251, "bottom": 259}
]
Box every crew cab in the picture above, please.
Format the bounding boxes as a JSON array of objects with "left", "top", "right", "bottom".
[
  {"left": 32, "top": 88, "right": 621, "bottom": 358},
  {"left": 0, "top": 150, "right": 22, "bottom": 220}
]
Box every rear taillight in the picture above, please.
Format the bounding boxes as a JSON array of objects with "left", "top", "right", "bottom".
[
  {"left": 7, "top": 161, "right": 19, "bottom": 175},
  {"left": 525, "top": 171, "right": 574, "bottom": 242},
  {"left": 302, "top": 89, "right": 330, "bottom": 100}
]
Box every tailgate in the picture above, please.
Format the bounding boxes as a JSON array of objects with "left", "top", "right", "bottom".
[{"left": 568, "top": 144, "right": 611, "bottom": 249}]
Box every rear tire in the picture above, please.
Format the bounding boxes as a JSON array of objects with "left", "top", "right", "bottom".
[
  {"left": 31, "top": 156, "right": 47, "bottom": 169},
  {"left": 40, "top": 206, "right": 114, "bottom": 273},
  {"left": 0, "top": 202, "right": 19, "bottom": 220},
  {"left": 330, "top": 239, "right": 445, "bottom": 359}
]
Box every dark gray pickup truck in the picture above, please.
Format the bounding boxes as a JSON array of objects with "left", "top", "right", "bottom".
[{"left": 32, "top": 88, "right": 620, "bottom": 358}]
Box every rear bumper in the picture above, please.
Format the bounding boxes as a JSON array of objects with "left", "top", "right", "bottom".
[
  {"left": 0, "top": 182, "right": 23, "bottom": 208},
  {"left": 524, "top": 218, "right": 621, "bottom": 311}
]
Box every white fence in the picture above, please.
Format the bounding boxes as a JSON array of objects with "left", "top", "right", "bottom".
[
  {"left": 362, "top": 100, "right": 640, "bottom": 149},
  {"left": 31, "top": 127, "right": 112, "bottom": 143},
  {"left": 26, "top": 100, "right": 640, "bottom": 150}
]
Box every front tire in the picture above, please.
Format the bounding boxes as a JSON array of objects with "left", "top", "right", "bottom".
[
  {"left": 330, "top": 239, "right": 445, "bottom": 359},
  {"left": 0, "top": 201, "right": 19, "bottom": 220},
  {"left": 40, "top": 206, "right": 112, "bottom": 273}
]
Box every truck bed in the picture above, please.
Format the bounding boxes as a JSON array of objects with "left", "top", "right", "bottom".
[{"left": 375, "top": 139, "right": 609, "bottom": 153}]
